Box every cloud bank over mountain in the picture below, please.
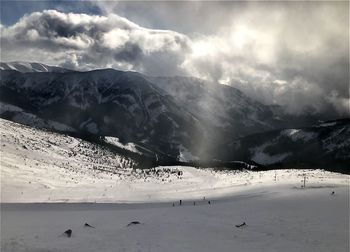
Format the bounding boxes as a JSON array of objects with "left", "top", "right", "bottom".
[
  {"left": 1, "top": 2, "right": 348, "bottom": 116},
  {"left": 1, "top": 10, "right": 190, "bottom": 75}
]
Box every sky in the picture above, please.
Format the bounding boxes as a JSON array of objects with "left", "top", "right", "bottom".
[{"left": 0, "top": 1, "right": 349, "bottom": 117}]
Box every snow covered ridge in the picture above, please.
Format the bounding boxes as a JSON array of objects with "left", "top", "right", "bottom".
[
  {"left": 1, "top": 62, "right": 349, "bottom": 168},
  {"left": 0, "top": 62, "right": 320, "bottom": 162},
  {"left": 248, "top": 129, "right": 317, "bottom": 165},
  {"left": 0, "top": 118, "right": 198, "bottom": 200},
  {"left": 0, "top": 118, "right": 139, "bottom": 187},
  {"left": 0, "top": 67, "right": 205, "bottom": 160},
  {"left": 0, "top": 102, "right": 76, "bottom": 133},
  {"left": 318, "top": 121, "right": 338, "bottom": 127},
  {"left": 0, "top": 61, "right": 71, "bottom": 73},
  {"left": 229, "top": 119, "right": 350, "bottom": 171}
]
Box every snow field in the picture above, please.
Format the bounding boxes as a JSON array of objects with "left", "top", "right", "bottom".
[
  {"left": 1, "top": 118, "right": 349, "bottom": 252},
  {"left": 1, "top": 185, "right": 349, "bottom": 252}
]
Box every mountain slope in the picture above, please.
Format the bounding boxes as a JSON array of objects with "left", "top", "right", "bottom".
[
  {"left": 2, "top": 118, "right": 348, "bottom": 203},
  {"left": 0, "top": 62, "right": 340, "bottom": 164},
  {"left": 147, "top": 76, "right": 276, "bottom": 145},
  {"left": 226, "top": 119, "right": 350, "bottom": 172},
  {"left": 146, "top": 75, "right": 325, "bottom": 159},
  {"left": 0, "top": 64, "right": 287, "bottom": 161},
  {"left": 0, "top": 118, "right": 184, "bottom": 202},
  {"left": 0, "top": 68, "right": 205, "bottom": 159},
  {"left": 0, "top": 61, "right": 71, "bottom": 73}
]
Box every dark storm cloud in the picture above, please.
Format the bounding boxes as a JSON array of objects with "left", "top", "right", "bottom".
[
  {"left": 114, "top": 42, "right": 143, "bottom": 62},
  {"left": 1, "top": 2, "right": 349, "bottom": 117}
]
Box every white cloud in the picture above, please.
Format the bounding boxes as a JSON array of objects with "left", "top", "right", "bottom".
[
  {"left": 1, "top": 3, "right": 348, "bottom": 117},
  {"left": 1, "top": 10, "right": 190, "bottom": 73}
]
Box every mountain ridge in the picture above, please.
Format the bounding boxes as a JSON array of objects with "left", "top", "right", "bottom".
[
  {"left": 224, "top": 118, "right": 350, "bottom": 173},
  {"left": 0, "top": 62, "right": 348, "bottom": 170},
  {"left": 0, "top": 61, "right": 72, "bottom": 73}
]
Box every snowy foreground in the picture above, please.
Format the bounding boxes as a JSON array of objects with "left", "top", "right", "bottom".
[
  {"left": 1, "top": 184, "right": 349, "bottom": 252},
  {"left": 2, "top": 166, "right": 349, "bottom": 252},
  {"left": 1, "top": 119, "right": 349, "bottom": 251}
]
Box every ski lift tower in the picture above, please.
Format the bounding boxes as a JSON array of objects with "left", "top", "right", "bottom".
[{"left": 301, "top": 173, "right": 308, "bottom": 188}]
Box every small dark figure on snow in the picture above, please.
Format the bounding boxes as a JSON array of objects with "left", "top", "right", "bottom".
[
  {"left": 84, "top": 223, "right": 95, "bottom": 228},
  {"left": 63, "top": 229, "right": 72, "bottom": 237},
  {"left": 331, "top": 191, "right": 335, "bottom": 195},
  {"left": 235, "top": 222, "right": 246, "bottom": 228},
  {"left": 127, "top": 221, "right": 141, "bottom": 227},
  {"left": 172, "top": 203, "right": 175, "bottom": 207},
  {"left": 193, "top": 202, "right": 196, "bottom": 206},
  {"left": 179, "top": 200, "right": 182, "bottom": 205},
  {"left": 208, "top": 201, "right": 211, "bottom": 205}
]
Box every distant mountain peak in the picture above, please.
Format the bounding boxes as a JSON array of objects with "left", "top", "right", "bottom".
[{"left": 0, "top": 61, "right": 72, "bottom": 73}]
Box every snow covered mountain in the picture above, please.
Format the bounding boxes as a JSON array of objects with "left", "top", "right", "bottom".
[
  {"left": 0, "top": 67, "right": 205, "bottom": 160},
  {"left": 226, "top": 119, "right": 350, "bottom": 172},
  {"left": 0, "top": 61, "right": 71, "bottom": 73},
  {"left": 147, "top": 76, "right": 277, "bottom": 141},
  {"left": 0, "top": 62, "right": 286, "bottom": 161},
  {"left": 0, "top": 62, "right": 346, "bottom": 167},
  {"left": 0, "top": 117, "right": 185, "bottom": 202}
]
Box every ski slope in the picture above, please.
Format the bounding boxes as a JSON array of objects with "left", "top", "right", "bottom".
[
  {"left": 1, "top": 185, "right": 349, "bottom": 252},
  {"left": 1, "top": 118, "right": 349, "bottom": 251},
  {"left": 1, "top": 118, "right": 348, "bottom": 203}
]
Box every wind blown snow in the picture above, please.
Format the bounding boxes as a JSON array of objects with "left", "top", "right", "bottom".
[
  {"left": 104, "top": 136, "right": 141, "bottom": 154},
  {"left": 282, "top": 128, "right": 317, "bottom": 142}
]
